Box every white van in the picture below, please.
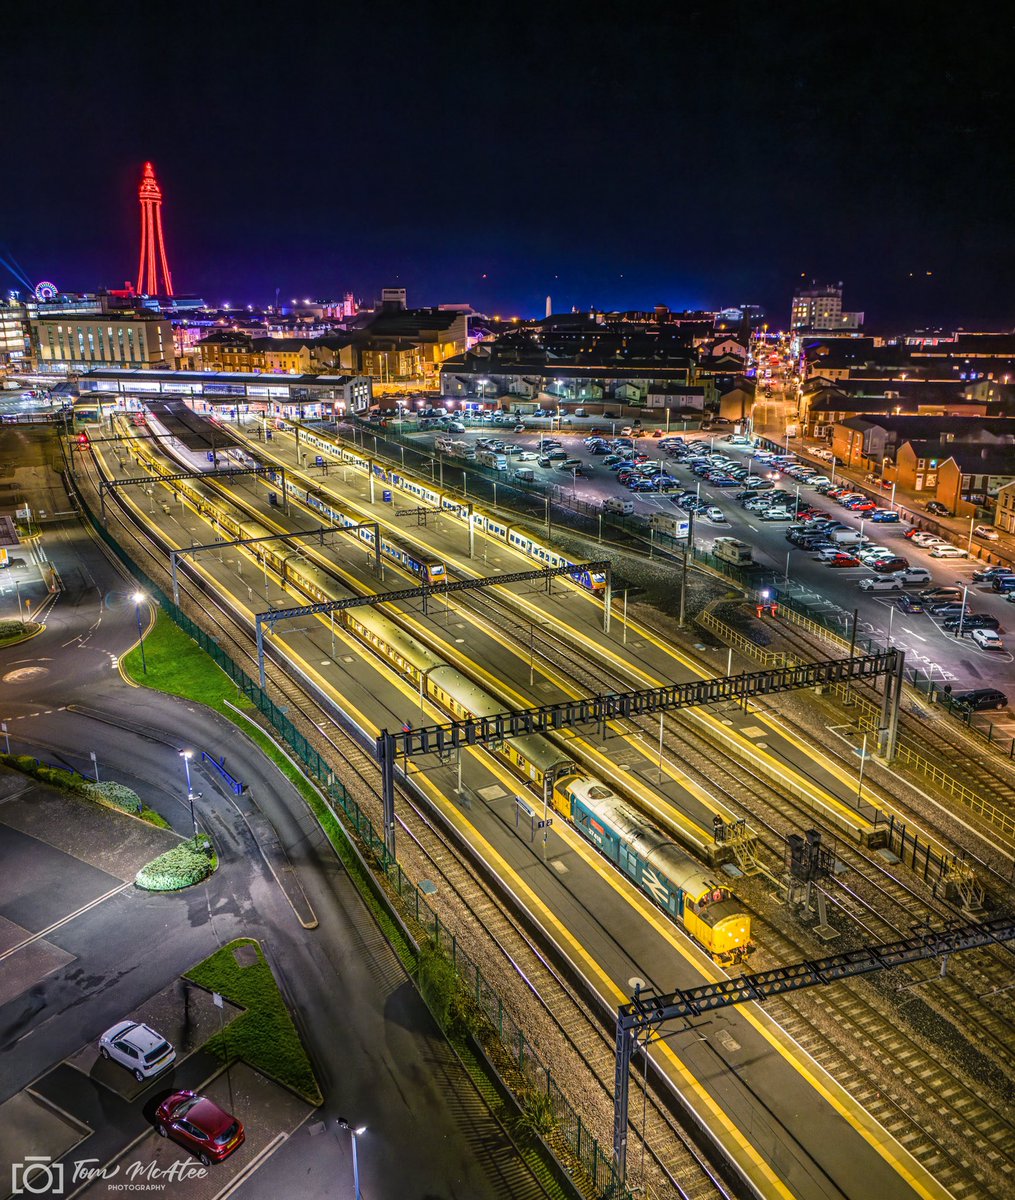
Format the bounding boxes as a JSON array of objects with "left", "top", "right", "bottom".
[
  {"left": 603, "top": 497, "right": 634, "bottom": 516},
  {"left": 830, "top": 529, "right": 861, "bottom": 546}
]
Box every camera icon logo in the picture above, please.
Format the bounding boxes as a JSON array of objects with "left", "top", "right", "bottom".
[{"left": 11, "top": 1157, "right": 64, "bottom": 1195}]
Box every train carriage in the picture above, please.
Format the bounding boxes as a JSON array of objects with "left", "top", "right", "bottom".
[{"left": 555, "top": 775, "right": 752, "bottom": 964}]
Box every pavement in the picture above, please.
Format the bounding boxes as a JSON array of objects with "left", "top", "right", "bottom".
[{"left": 0, "top": 426, "right": 554, "bottom": 1200}]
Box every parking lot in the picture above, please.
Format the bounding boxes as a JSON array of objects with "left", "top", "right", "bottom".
[{"left": 398, "top": 418, "right": 1013, "bottom": 699}]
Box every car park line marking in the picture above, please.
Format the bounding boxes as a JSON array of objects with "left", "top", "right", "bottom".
[
  {"left": 0, "top": 883, "right": 132, "bottom": 962},
  {"left": 902, "top": 628, "right": 926, "bottom": 641}
]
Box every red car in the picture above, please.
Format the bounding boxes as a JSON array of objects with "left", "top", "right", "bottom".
[
  {"left": 155, "top": 1091, "right": 245, "bottom": 1165},
  {"left": 827, "top": 553, "right": 861, "bottom": 567},
  {"left": 850, "top": 500, "right": 878, "bottom": 512}
]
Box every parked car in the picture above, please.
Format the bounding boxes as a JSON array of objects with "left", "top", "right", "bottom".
[
  {"left": 971, "top": 629, "right": 1005, "bottom": 651},
  {"left": 907, "top": 530, "right": 945, "bottom": 546},
  {"left": 895, "top": 593, "right": 925, "bottom": 614},
  {"left": 155, "top": 1091, "right": 245, "bottom": 1165},
  {"left": 827, "top": 553, "right": 861, "bottom": 567},
  {"left": 949, "top": 688, "right": 1008, "bottom": 711},
  {"left": 972, "top": 524, "right": 1000, "bottom": 541},
  {"left": 920, "top": 586, "right": 963, "bottom": 602},
  {"left": 871, "top": 509, "right": 900, "bottom": 523},
  {"left": 929, "top": 544, "right": 968, "bottom": 558},
  {"left": 100, "top": 1021, "right": 176, "bottom": 1082},
  {"left": 872, "top": 556, "right": 910, "bottom": 574},
  {"left": 941, "top": 614, "right": 1000, "bottom": 632},
  {"left": 858, "top": 577, "right": 904, "bottom": 592},
  {"left": 893, "top": 567, "right": 931, "bottom": 585},
  {"left": 926, "top": 501, "right": 953, "bottom": 516},
  {"left": 971, "top": 565, "right": 1010, "bottom": 582},
  {"left": 929, "top": 602, "right": 971, "bottom": 618},
  {"left": 704, "top": 506, "right": 726, "bottom": 522}
]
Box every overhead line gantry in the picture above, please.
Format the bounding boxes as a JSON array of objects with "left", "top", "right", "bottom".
[{"left": 612, "top": 915, "right": 1014, "bottom": 1180}]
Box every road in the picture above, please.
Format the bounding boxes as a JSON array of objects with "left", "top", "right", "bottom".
[{"left": 0, "top": 426, "right": 551, "bottom": 1200}]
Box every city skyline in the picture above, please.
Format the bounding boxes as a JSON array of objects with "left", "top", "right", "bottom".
[{"left": 2, "top": 2, "right": 1012, "bottom": 327}]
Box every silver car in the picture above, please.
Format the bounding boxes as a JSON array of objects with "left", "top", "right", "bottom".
[{"left": 99, "top": 1021, "right": 176, "bottom": 1081}]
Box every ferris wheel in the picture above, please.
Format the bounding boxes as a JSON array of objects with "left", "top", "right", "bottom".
[{"left": 34, "top": 280, "right": 58, "bottom": 302}]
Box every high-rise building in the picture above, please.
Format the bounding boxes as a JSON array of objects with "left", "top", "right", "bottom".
[
  {"left": 0, "top": 298, "right": 31, "bottom": 369},
  {"left": 791, "top": 282, "right": 863, "bottom": 331}
]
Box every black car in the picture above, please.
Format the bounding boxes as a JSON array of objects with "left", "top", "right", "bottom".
[
  {"left": 949, "top": 688, "right": 1008, "bottom": 711},
  {"left": 895, "top": 594, "right": 925, "bottom": 614},
  {"left": 926, "top": 501, "right": 953, "bottom": 516},
  {"left": 972, "top": 566, "right": 1013, "bottom": 583},
  {"left": 941, "top": 614, "right": 1001, "bottom": 632}
]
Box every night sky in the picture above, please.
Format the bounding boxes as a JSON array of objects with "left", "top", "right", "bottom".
[{"left": 3, "top": 1, "right": 1013, "bottom": 327}]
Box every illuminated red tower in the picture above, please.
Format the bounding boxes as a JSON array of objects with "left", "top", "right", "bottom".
[{"left": 135, "top": 161, "right": 174, "bottom": 296}]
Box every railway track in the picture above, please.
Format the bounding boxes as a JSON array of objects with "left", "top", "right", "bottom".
[
  {"left": 765, "top": 608, "right": 1015, "bottom": 816},
  {"left": 77, "top": 446, "right": 732, "bottom": 1200},
  {"left": 443, "top": 584, "right": 1015, "bottom": 1200},
  {"left": 95, "top": 423, "right": 1015, "bottom": 1197}
]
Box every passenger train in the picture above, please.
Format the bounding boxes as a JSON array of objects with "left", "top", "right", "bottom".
[
  {"left": 268, "top": 422, "right": 608, "bottom": 596},
  {"left": 122, "top": 426, "right": 447, "bottom": 587},
  {"left": 107, "top": 420, "right": 750, "bottom": 963}
]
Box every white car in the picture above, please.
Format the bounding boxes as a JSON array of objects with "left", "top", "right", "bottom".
[
  {"left": 973, "top": 525, "right": 999, "bottom": 542},
  {"left": 971, "top": 629, "right": 1004, "bottom": 650},
  {"left": 816, "top": 546, "right": 847, "bottom": 561},
  {"left": 857, "top": 545, "right": 892, "bottom": 563},
  {"left": 704, "top": 506, "right": 726, "bottom": 522},
  {"left": 929, "top": 544, "right": 968, "bottom": 558},
  {"left": 858, "top": 577, "right": 904, "bottom": 592},
  {"left": 100, "top": 1021, "right": 176, "bottom": 1081},
  {"left": 759, "top": 507, "right": 794, "bottom": 521},
  {"left": 514, "top": 451, "right": 535, "bottom": 461},
  {"left": 909, "top": 531, "right": 945, "bottom": 547}
]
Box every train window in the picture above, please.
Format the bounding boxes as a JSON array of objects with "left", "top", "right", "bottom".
[{"left": 587, "top": 786, "right": 614, "bottom": 800}]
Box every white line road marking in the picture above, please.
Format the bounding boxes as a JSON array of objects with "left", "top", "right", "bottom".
[
  {"left": 904, "top": 629, "right": 928, "bottom": 641},
  {"left": 0, "top": 882, "right": 133, "bottom": 962}
]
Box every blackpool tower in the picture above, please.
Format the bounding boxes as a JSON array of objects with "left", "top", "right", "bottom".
[{"left": 135, "top": 161, "right": 174, "bottom": 296}]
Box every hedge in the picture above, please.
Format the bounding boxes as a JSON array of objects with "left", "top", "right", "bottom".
[{"left": 135, "top": 836, "right": 217, "bottom": 891}]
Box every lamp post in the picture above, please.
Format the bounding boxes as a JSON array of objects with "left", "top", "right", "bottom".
[
  {"left": 955, "top": 582, "right": 969, "bottom": 640},
  {"left": 132, "top": 592, "right": 148, "bottom": 674},
  {"left": 966, "top": 514, "right": 975, "bottom": 555},
  {"left": 337, "top": 1120, "right": 366, "bottom": 1200},
  {"left": 180, "top": 750, "right": 197, "bottom": 838}
]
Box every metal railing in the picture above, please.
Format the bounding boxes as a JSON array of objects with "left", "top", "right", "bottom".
[
  {"left": 696, "top": 602, "right": 793, "bottom": 668},
  {"left": 79, "top": 489, "right": 629, "bottom": 1200}
]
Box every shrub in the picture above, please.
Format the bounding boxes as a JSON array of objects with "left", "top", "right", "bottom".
[
  {"left": 135, "top": 836, "right": 216, "bottom": 891},
  {"left": 514, "top": 1089, "right": 555, "bottom": 1140},
  {"left": 85, "top": 780, "right": 142, "bottom": 814}
]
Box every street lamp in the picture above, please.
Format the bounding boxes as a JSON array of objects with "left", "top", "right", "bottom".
[
  {"left": 966, "top": 514, "right": 975, "bottom": 555},
  {"left": 132, "top": 592, "right": 148, "bottom": 674},
  {"left": 955, "top": 582, "right": 970, "bottom": 640},
  {"left": 337, "top": 1120, "right": 366, "bottom": 1200},
  {"left": 180, "top": 750, "right": 197, "bottom": 838}
]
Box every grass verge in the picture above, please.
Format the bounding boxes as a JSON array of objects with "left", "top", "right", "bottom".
[
  {"left": 185, "top": 938, "right": 322, "bottom": 1105},
  {"left": 121, "top": 614, "right": 415, "bottom": 973},
  {"left": 121, "top": 613, "right": 255, "bottom": 718}
]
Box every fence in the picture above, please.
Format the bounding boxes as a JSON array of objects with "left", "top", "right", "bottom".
[
  {"left": 79, "top": 490, "right": 630, "bottom": 1200},
  {"left": 695, "top": 602, "right": 793, "bottom": 669}
]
